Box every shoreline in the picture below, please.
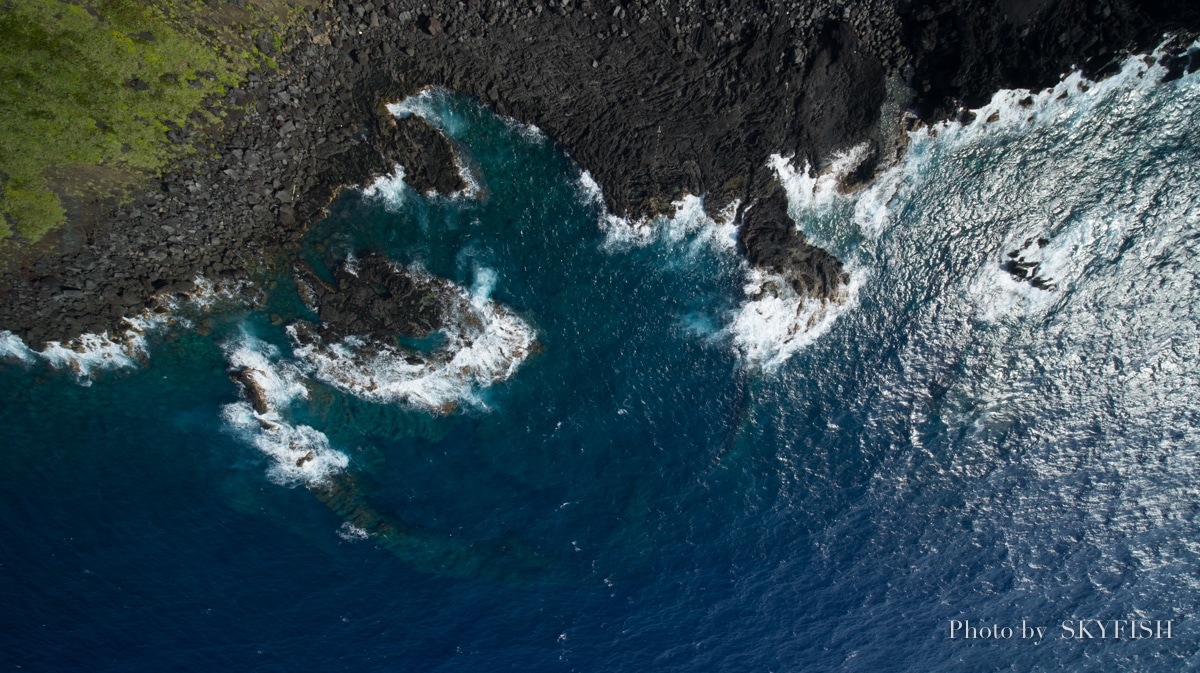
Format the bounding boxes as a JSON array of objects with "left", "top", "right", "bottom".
[{"left": 1, "top": 0, "right": 1197, "bottom": 348}]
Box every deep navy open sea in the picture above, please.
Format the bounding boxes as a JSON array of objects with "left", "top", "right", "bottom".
[{"left": 4, "top": 52, "right": 1200, "bottom": 672}]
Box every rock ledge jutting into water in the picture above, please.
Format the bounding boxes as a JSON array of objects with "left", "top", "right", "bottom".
[{"left": 288, "top": 253, "right": 541, "bottom": 414}]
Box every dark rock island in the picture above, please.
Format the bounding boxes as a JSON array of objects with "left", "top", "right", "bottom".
[
  {"left": 292, "top": 252, "right": 449, "bottom": 345},
  {"left": 1, "top": 0, "right": 1197, "bottom": 345}
]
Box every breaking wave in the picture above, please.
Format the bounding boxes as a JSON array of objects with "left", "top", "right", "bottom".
[
  {"left": 362, "top": 164, "right": 409, "bottom": 210},
  {"left": 289, "top": 270, "right": 538, "bottom": 414},
  {"left": 221, "top": 331, "right": 349, "bottom": 486},
  {"left": 769, "top": 142, "right": 874, "bottom": 217},
  {"left": 595, "top": 193, "right": 739, "bottom": 253},
  {"left": 0, "top": 277, "right": 249, "bottom": 382},
  {"left": 726, "top": 266, "right": 866, "bottom": 369}
]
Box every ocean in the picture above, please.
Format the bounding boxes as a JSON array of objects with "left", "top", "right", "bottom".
[{"left": 2, "top": 49, "right": 1199, "bottom": 671}]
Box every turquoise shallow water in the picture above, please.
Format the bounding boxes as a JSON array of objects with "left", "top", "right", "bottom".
[{"left": 3, "top": 55, "right": 1200, "bottom": 671}]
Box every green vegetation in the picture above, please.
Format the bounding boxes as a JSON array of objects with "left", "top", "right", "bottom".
[{"left": 0, "top": 0, "right": 305, "bottom": 241}]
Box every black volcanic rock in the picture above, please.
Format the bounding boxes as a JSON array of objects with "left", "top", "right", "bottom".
[
  {"left": 900, "top": 0, "right": 1200, "bottom": 118},
  {"left": 388, "top": 115, "right": 465, "bottom": 195},
  {"left": 2, "top": 0, "right": 1197, "bottom": 346},
  {"left": 1003, "top": 236, "right": 1057, "bottom": 291},
  {"left": 738, "top": 184, "right": 849, "bottom": 300},
  {"left": 793, "top": 20, "right": 888, "bottom": 175},
  {"left": 293, "top": 253, "right": 447, "bottom": 345}
]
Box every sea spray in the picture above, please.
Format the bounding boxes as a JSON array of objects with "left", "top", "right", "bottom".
[
  {"left": 221, "top": 330, "right": 349, "bottom": 486},
  {"left": 362, "top": 164, "right": 409, "bottom": 210},
  {"left": 0, "top": 276, "right": 251, "bottom": 382},
  {"left": 726, "top": 265, "right": 866, "bottom": 369},
  {"left": 288, "top": 273, "right": 538, "bottom": 414}
]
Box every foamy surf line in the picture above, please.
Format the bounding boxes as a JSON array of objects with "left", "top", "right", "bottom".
[
  {"left": 596, "top": 193, "right": 739, "bottom": 252},
  {"left": 859, "top": 43, "right": 1200, "bottom": 328},
  {"left": 362, "top": 164, "right": 409, "bottom": 209},
  {"left": 730, "top": 45, "right": 1200, "bottom": 366},
  {"left": 899, "top": 39, "right": 1200, "bottom": 157},
  {"left": 0, "top": 277, "right": 249, "bottom": 382},
  {"left": 219, "top": 267, "right": 536, "bottom": 482},
  {"left": 727, "top": 265, "right": 866, "bottom": 370},
  {"left": 0, "top": 315, "right": 167, "bottom": 379},
  {"left": 222, "top": 331, "right": 348, "bottom": 486},
  {"left": 584, "top": 157, "right": 861, "bottom": 367},
  {"left": 290, "top": 274, "right": 538, "bottom": 414},
  {"left": 770, "top": 143, "right": 873, "bottom": 219}
]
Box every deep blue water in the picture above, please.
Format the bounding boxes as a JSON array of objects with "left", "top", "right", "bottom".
[{"left": 3, "top": 55, "right": 1200, "bottom": 672}]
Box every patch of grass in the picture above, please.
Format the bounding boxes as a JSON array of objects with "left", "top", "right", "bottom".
[{"left": 0, "top": 0, "right": 311, "bottom": 242}]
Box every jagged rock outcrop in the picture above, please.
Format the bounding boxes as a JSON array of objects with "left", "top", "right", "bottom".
[
  {"left": 738, "top": 184, "right": 849, "bottom": 299},
  {"left": 2, "top": 0, "right": 1197, "bottom": 344},
  {"left": 293, "top": 253, "right": 447, "bottom": 344}
]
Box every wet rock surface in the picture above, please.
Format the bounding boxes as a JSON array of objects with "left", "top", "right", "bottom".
[
  {"left": 738, "top": 184, "right": 849, "bottom": 299},
  {"left": 1, "top": 0, "right": 1196, "bottom": 345},
  {"left": 230, "top": 366, "right": 273, "bottom": 415},
  {"left": 1004, "top": 236, "right": 1057, "bottom": 291},
  {"left": 293, "top": 252, "right": 448, "bottom": 345}
]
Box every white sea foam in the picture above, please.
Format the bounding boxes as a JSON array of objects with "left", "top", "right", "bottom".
[
  {"left": 0, "top": 315, "right": 165, "bottom": 380},
  {"left": 0, "top": 331, "right": 36, "bottom": 363},
  {"left": 576, "top": 170, "right": 603, "bottom": 205},
  {"left": 970, "top": 209, "right": 1147, "bottom": 324},
  {"left": 222, "top": 401, "right": 348, "bottom": 486},
  {"left": 223, "top": 332, "right": 310, "bottom": 410},
  {"left": 471, "top": 265, "right": 499, "bottom": 303},
  {"left": 582, "top": 146, "right": 865, "bottom": 366},
  {"left": 941, "top": 47, "right": 1199, "bottom": 325},
  {"left": 589, "top": 145, "right": 875, "bottom": 367},
  {"left": 290, "top": 268, "right": 537, "bottom": 413},
  {"left": 220, "top": 331, "right": 348, "bottom": 486},
  {"left": 337, "top": 522, "right": 369, "bottom": 542},
  {"left": 905, "top": 41, "right": 1192, "bottom": 152},
  {"left": 727, "top": 265, "right": 865, "bottom": 370},
  {"left": 581, "top": 172, "right": 652, "bottom": 248},
  {"left": 449, "top": 150, "right": 483, "bottom": 200},
  {"left": 770, "top": 143, "right": 873, "bottom": 216},
  {"left": 729, "top": 45, "right": 1200, "bottom": 366},
  {"left": 182, "top": 276, "right": 251, "bottom": 311},
  {"left": 505, "top": 116, "right": 547, "bottom": 144},
  {"left": 852, "top": 162, "right": 907, "bottom": 240},
  {"left": 0, "top": 276, "right": 251, "bottom": 381},
  {"left": 598, "top": 211, "right": 654, "bottom": 248},
  {"left": 580, "top": 165, "right": 736, "bottom": 250},
  {"left": 386, "top": 88, "right": 465, "bottom": 135},
  {"left": 362, "top": 164, "right": 409, "bottom": 209},
  {"left": 657, "top": 195, "right": 737, "bottom": 249},
  {"left": 599, "top": 194, "right": 739, "bottom": 252},
  {"left": 36, "top": 332, "right": 145, "bottom": 379},
  {"left": 716, "top": 146, "right": 878, "bottom": 369}
]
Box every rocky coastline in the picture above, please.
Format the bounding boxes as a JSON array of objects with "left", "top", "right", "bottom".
[{"left": 1, "top": 0, "right": 1197, "bottom": 347}]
